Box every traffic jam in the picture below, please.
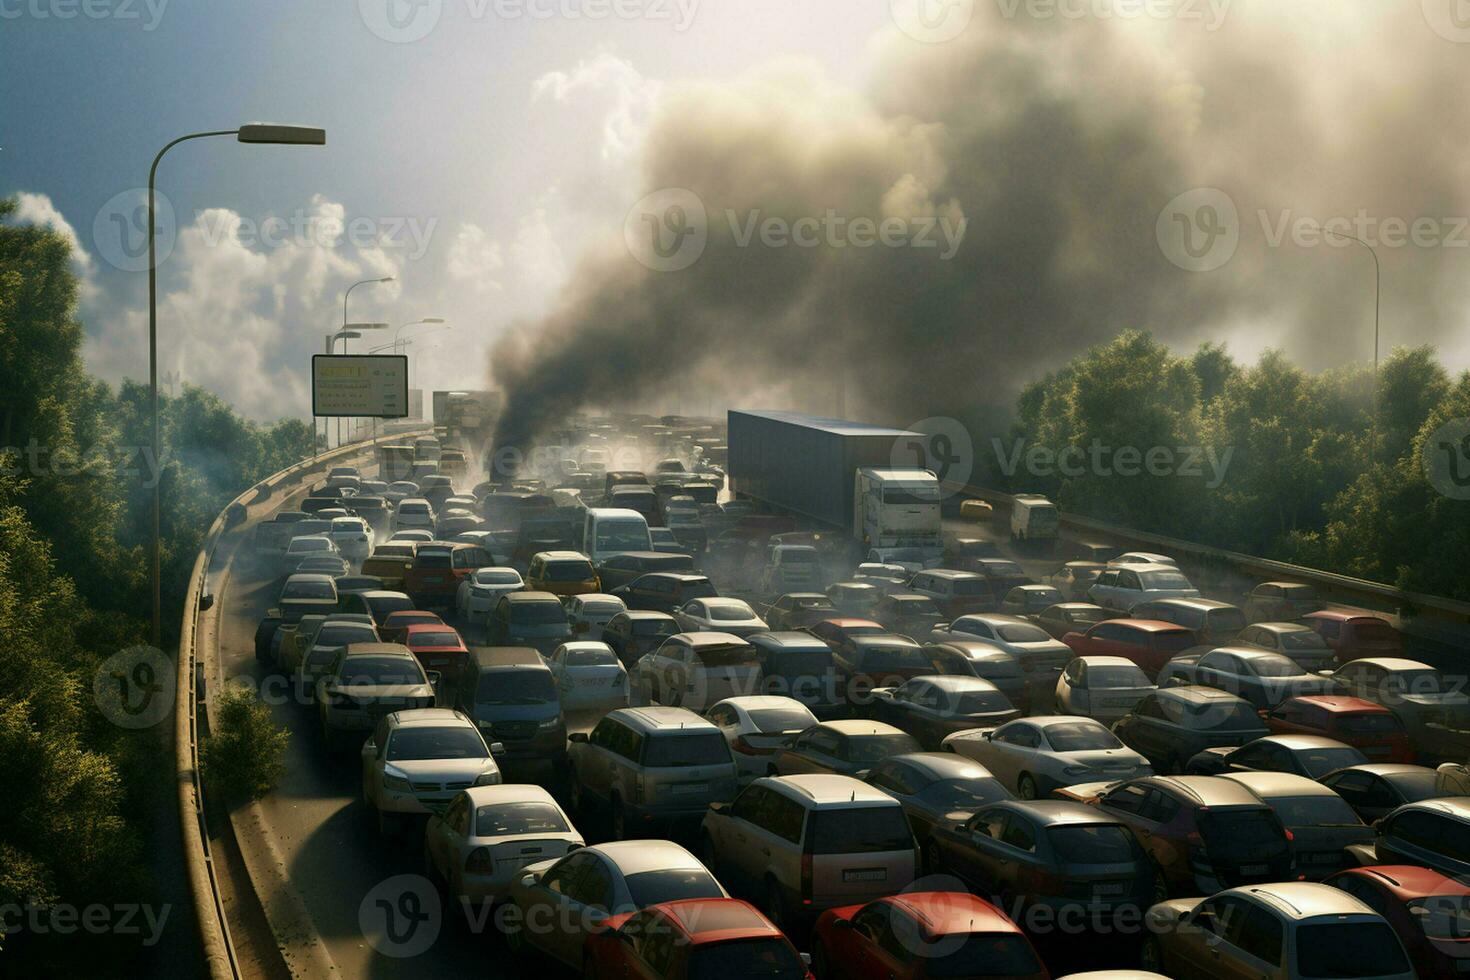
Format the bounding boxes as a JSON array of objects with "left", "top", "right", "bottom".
[{"left": 250, "top": 410, "right": 1470, "bottom": 979}]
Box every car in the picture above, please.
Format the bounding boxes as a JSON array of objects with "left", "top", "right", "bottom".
[
  {"left": 582, "top": 898, "right": 806, "bottom": 980},
  {"left": 326, "top": 515, "right": 375, "bottom": 562},
  {"left": 525, "top": 550, "right": 601, "bottom": 597},
  {"left": 359, "top": 708, "right": 502, "bottom": 834},
  {"left": 1372, "top": 798, "right": 1470, "bottom": 879},
  {"left": 1109, "top": 552, "right": 1176, "bottom": 568},
  {"left": 340, "top": 589, "right": 417, "bottom": 626},
  {"left": 294, "top": 555, "right": 351, "bottom": 578},
  {"left": 316, "top": 643, "right": 436, "bottom": 749},
  {"left": 564, "top": 593, "right": 626, "bottom": 641},
  {"left": 928, "top": 614, "right": 1072, "bottom": 706},
  {"left": 998, "top": 584, "right": 1066, "bottom": 619},
  {"left": 804, "top": 617, "right": 887, "bottom": 647},
  {"left": 405, "top": 540, "right": 497, "bottom": 609},
  {"left": 1076, "top": 775, "right": 1295, "bottom": 898},
  {"left": 1327, "top": 658, "right": 1470, "bottom": 762},
  {"left": 281, "top": 533, "right": 340, "bottom": 578},
  {"left": 1088, "top": 564, "right": 1200, "bottom": 612},
  {"left": 594, "top": 551, "right": 697, "bottom": 591},
  {"left": 278, "top": 572, "right": 339, "bottom": 625},
  {"left": 1129, "top": 597, "right": 1247, "bottom": 648},
  {"left": 825, "top": 581, "right": 882, "bottom": 616},
  {"left": 401, "top": 622, "right": 470, "bottom": 677},
  {"left": 331, "top": 573, "right": 383, "bottom": 597},
  {"left": 455, "top": 566, "right": 524, "bottom": 622},
  {"left": 1242, "top": 581, "right": 1324, "bottom": 622},
  {"left": 1047, "top": 561, "right": 1108, "bottom": 601},
  {"left": 275, "top": 613, "right": 328, "bottom": 672},
  {"left": 503, "top": 840, "right": 727, "bottom": 969},
  {"left": 1112, "top": 686, "right": 1269, "bottom": 774},
  {"left": 602, "top": 610, "right": 680, "bottom": 669},
  {"left": 862, "top": 753, "right": 1013, "bottom": 860},
  {"left": 920, "top": 640, "right": 1030, "bottom": 711},
  {"left": 450, "top": 647, "right": 566, "bottom": 772},
  {"left": 294, "top": 617, "right": 379, "bottom": 699},
  {"left": 567, "top": 707, "right": 739, "bottom": 838},
  {"left": 944, "top": 716, "right": 1152, "bottom": 799},
  {"left": 772, "top": 720, "right": 920, "bottom": 778},
  {"left": 612, "top": 572, "right": 718, "bottom": 613},
  {"left": 390, "top": 528, "right": 434, "bottom": 543},
  {"left": 831, "top": 633, "right": 934, "bottom": 694},
  {"left": 1301, "top": 610, "right": 1405, "bottom": 663},
  {"left": 746, "top": 632, "right": 848, "bottom": 719},
  {"left": 671, "top": 598, "right": 771, "bottom": 638},
  {"left": 1142, "top": 881, "right": 1415, "bottom": 979},
  {"left": 383, "top": 481, "right": 419, "bottom": 505},
  {"left": 905, "top": 569, "right": 998, "bottom": 617},
  {"left": 1235, "top": 621, "right": 1339, "bottom": 673},
  {"left": 634, "top": 631, "right": 762, "bottom": 710},
  {"left": 361, "top": 551, "right": 413, "bottom": 591},
  {"left": 1324, "top": 865, "right": 1470, "bottom": 978},
  {"left": 869, "top": 593, "right": 946, "bottom": 638},
  {"left": 870, "top": 676, "right": 1020, "bottom": 750},
  {"left": 1055, "top": 656, "right": 1156, "bottom": 724},
  {"left": 486, "top": 591, "right": 572, "bottom": 654},
  {"left": 1157, "top": 646, "right": 1333, "bottom": 710},
  {"left": 1218, "top": 771, "right": 1372, "bottom": 879},
  {"left": 704, "top": 696, "right": 819, "bottom": 783},
  {"left": 1318, "top": 763, "right": 1449, "bottom": 822},
  {"left": 378, "top": 609, "right": 445, "bottom": 644},
  {"left": 1060, "top": 618, "right": 1198, "bottom": 679},
  {"left": 1034, "top": 601, "right": 1117, "bottom": 640},
  {"left": 700, "top": 774, "right": 917, "bottom": 930},
  {"left": 392, "top": 497, "right": 436, "bottom": 533},
  {"left": 545, "top": 641, "right": 628, "bottom": 713},
  {"left": 927, "top": 800, "right": 1155, "bottom": 919},
  {"left": 1266, "top": 695, "right": 1414, "bottom": 763},
  {"left": 759, "top": 544, "right": 824, "bottom": 595},
  {"left": 763, "top": 593, "right": 839, "bottom": 631}
]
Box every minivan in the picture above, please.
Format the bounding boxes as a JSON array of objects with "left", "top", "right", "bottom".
[
  {"left": 583, "top": 507, "right": 654, "bottom": 564},
  {"left": 451, "top": 647, "right": 565, "bottom": 771}
]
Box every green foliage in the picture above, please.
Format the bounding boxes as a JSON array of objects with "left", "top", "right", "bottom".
[{"left": 200, "top": 687, "right": 289, "bottom": 801}]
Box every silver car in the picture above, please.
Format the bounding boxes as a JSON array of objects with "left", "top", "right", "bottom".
[
  {"left": 359, "top": 708, "right": 502, "bottom": 834},
  {"left": 1055, "top": 656, "right": 1156, "bottom": 724},
  {"left": 943, "top": 716, "right": 1152, "bottom": 800},
  {"left": 316, "top": 643, "right": 435, "bottom": 749},
  {"left": 423, "top": 783, "right": 582, "bottom": 904},
  {"left": 930, "top": 614, "right": 1072, "bottom": 706},
  {"left": 671, "top": 598, "right": 770, "bottom": 638}
]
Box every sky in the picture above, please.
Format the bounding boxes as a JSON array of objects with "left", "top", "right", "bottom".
[{"left": 4, "top": 1, "right": 1470, "bottom": 426}]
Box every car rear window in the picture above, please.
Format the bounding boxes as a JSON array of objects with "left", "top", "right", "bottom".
[
  {"left": 410, "top": 631, "right": 461, "bottom": 648},
  {"left": 474, "top": 802, "right": 569, "bottom": 837},
  {"left": 1045, "top": 824, "right": 1142, "bottom": 864},
  {"left": 686, "top": 939, "right": 806, "bottom": 980},
  {"left": 746, "top": 707, "right": 814, "bottom": 732},
  {"left": 1269, "top": 794, "right": 1361, "bottom": 829},
  {"left": 1044, "top": 723, "right": 1122, "bottom": 751},
  {"left": 365, "top": 594, "right": 415, "bottom": 619},
  {"left": 846, "top": 733, "right": 921, "bottom": 764},
  {"left": 416, "top": 553, "right": 452, "bottom": 569},
  {"left": 283, "top": 580, "right": 335, "bottom": 599},
  {"left": 632, "top": 618, "right": 678, "bottom": 636},
  {"left": 544, "top": 560, "right": 594, "bottom": 581},
  {"left": 623, "top": 869, "right": 723, "bottom": 907},
  {"left": 693, "top": 643, "right": 758, "bottom": 667},
  {"left": 860, "top": 646, "right": 928, "bottom": 672},
  {"left": 641, "top": 732, "right": 731, "bottom": 768},
  {"left": 1152, "top": 631, "right": 1196, "bottom": 653},
  {"left": 996, "top": 624, "right": 1050, "bottom": 643},
  {"left": 510, "top": 601, "right": 568, "bottom": 626},
  {"left": 316, "top": 625, "right": 376, "bottom": 647},
  {"left": 1196, "top": 809, "right": 1288, "bottom": 862},
  {"left": 1337, "top": 712, "right": 1402, "bottom": 735},
  {"left": 807, "top": 806, "right": 912, "bottom": 854},
  {"left": 1186, "top": 700, "right": 1263, "bottom": 731},
  {"left": 1294, "top": 922, "right": 1409, "bottom": 977}
]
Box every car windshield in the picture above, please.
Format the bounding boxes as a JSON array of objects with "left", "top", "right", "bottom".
[
  {"left": 632, "top": 618, "right": 678, "bottom": 636},
  {"left": 807, "top": 806, "right": 913, "bottom": 854},
  {"left": 1196, "top": 809, "right": 1286, "bottom": 862},
  {"left": 289, "top": 538, "right": 332, "bottom": 554},
  {"left": 476, "top": 570, "right": 521, "bottom": 585},
  {"left": 1044, "top": 723, "right": 1122, "bottom": 751},
  {"left": 366, "top": 595, "right": 415, "bottom": 619},
  {"left": 595, "top": 520, "right": 651, "bottom": 551},
  {"left": 623, "top": 869, "right": 723, "bottom": 907},
  {"left": 544, "top": 560, "right": 594, "bottom": 581},
  {"left": 410, "top": 631, "right": 461, "bottom": 648},
  {"left": 642, "top": 733, "right": 731, "bottom": 767},
  {"left": 1278, "top": 630, "right": 1329, "bottom": 652},
  {"left": 1298, "top": 747, "right": 1368, "bottom": 778},
  {"left": 283, "top": 581, "right": 334, "bottom": 599},
  {"left": 1249, "top": 656, "right": 1305, "bottom": 678},
  {"left": 996, "top": 624, "right": 1050, "bottom": 643},
  {"left": 1294, "top": 923, "right": 1410, "bottom": 977},
  {"left": 686, "top": 939, "right": 806, "bottom": 980},
  {"left": 860, "top": 646, "right": 927, "bottom": 672},
  {"left": 415, "top": 553, "right": 452, "bottom": 569},
  {"left": 954, "top": 691, "right": 1010, "bottom": 714},
  {"left": 509, "top": 602, "right": 567, "bottom": 626},
  {"left": 386, "top": 727, "right": 486, "bottom": 761},
  {"left": 921, "top": 934, "right": 1043, "bottom": 979},
  {"left": 919, "top": 777, "right": 1012, "bottom": 811},
  {"left": 475, "top": 670, "right": 556, "bottom": 704},
  {"left": 338, "top": 657, "right": 424, "bottom": 686},
  {"left": 1141, "top": 571, "right": 1192, "bottom": 590},
  {"left": 315, "top": 625, "right": 376, "bottom": 647},
  {"left": 1269, "top": 794, "right": 1361, "bottom": 828},
  {"left": 846, "top": 733, "right": 921, "bottom": 763},
  {"left": 1152, "top": 630, "right": 1197, "bottom": 653},
  {"left": 746, "top": 707, "right": 814, "bottom": 732},
  {"left": 474, "top": 801, "right": 569, "bottom": 836},
  {"left": 1088, "top": 666, "right": 1150, "bottom": 689},
  {"left": 1047, "top": 824, "right": 1143, "bottom": 864},
  {"left": 706, "top": 603, "right": 755, "bottom": 622},
  {"left": 693, "top": 643, "right": 758, "bottom": 666}
]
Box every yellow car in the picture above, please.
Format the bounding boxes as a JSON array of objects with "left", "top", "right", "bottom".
[
  {"left": 526, "top": 551, "right": 601, "bottom": 597},
  {"left": 960, "top": 498, "right": 994, "bottom": 521},
  {"left": 361, "top": 551, "right": 413, "bottom": 590}
]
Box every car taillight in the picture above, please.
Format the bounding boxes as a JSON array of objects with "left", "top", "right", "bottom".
[
  {"left": 731, "top": 736, "right": 761, "bottom": 755},
  {"left": 800, "top": 854, "right": 812, "bottom": 903},
  {"left": 465, "top": 847, "right": 493, "bottom": 875}
]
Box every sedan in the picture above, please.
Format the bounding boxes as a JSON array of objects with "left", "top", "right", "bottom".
[
  {"left": 359, "top": 708, "right": 501, "bottom": 834},
  {"left": 584, "top": 898, "right": 806, "bottom": 980},
  {"left": 929, "top": 614, "right": 1072, "bottom": 707},
  {"left": 503, "top": 840, "right": 726, "bottom": 970},
  {"left": 672, "top": 597, "right": 770, "bottom": 638},
  {"left": 565, "top": 593, "right": 626, "bottom": 641},
  {"left": 327, "top": 516, "right": 375, "bottom": 562},
  {"left": 763, "top": 593, "right": 839, "bottom": 631},
  {"left": 423, "top": 784, "right": 583, "bottom": 907},
  {"left": 998, "top": 584, "right": 1066, "bottom": 619},
  {"left": 870, "top": 593, "right": 946, "bottom": 638},
  {"left": 1055, "top": 656, "right": 1155, "bottom": 724},
  {"left": 704, "top": 696, "right": 819, "bottom": 783},
  {"left": 455, "top": 566, "right": 524, "bottom": 621},
  {"left": 862, "top": 753, "right": 1014, "bottom": 860},
  {"left": 1236, "top": 621, "right": 1338, "bottom": 674},
  {"left": 869, "top": 676, "right": 1020, "bottom": 749},
  {"left": 1186, "top": 734, "right": 1368, "bottom": 779},
  {"left": 773, "top": 720, "right": 920, "bottom": 778},
  {"left": 316, "top": 644, "right": 436, "bottom": 749},
  {"left": 295, "top": 617, "right": 379, "bottom": 699},
  {"left": 943, "top": 716, "right": 1152, "bottom": 800},
  {"left": 1035, "top": 601, "right": 1116, "bottom": 640},
  {"left": 544, "top": 641, "right": 628, "bottom": 712}
]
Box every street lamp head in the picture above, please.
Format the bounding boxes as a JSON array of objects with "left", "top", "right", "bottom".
[
  {"left": 335, "top": 331, "right": 362, "bottom": 340},
  {"left": 236, "top": 123, "right": 326, "bottom": 145},
  {"left": 346, "top": 322, "right": 390, "bottom": 330},
  {"left": 421, "top": 317, "right": 445, "bottom": 324},
  {"left": 377, "top": 276, "right": 396, "bottom": 283}
]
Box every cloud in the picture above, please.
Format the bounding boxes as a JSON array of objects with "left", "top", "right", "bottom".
[
  {"left": 533, "top": 52, "right": 663, "bottom": 165},
  {"left": 11, "top": 191, "right": 93, "bottom": 272}
]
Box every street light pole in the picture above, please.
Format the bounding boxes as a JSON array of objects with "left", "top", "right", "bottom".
[
  {"left": 147, "top": 123, "right": 324, "bottom": 648},
  {"left": 1326, "top": 229, "right": 1381, "bottom": 465},
  {"left": 340, "top": 277, "right": 394, "bottom": 447}
]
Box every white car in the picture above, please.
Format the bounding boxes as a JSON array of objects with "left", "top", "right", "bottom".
[
  {"left": 423, "top": 784, "right": 584, "bottom": 906},
  {"left": 1088, "top": 563, "right": 1201, "bottom": 612},
  {"left": 327, "top": 516, "right": 375, "bottom": 562},
  {"left": 565, "top": 593, "right": 626, "bottom": 641},
  {"left": 703, "top": 696, "right": 819, "bottom": 782},
  {"left": 455, "top": 566, "right": 524, "bottom": 620},
  {"left": 390, "top": 528, "right": 434, "bottom": 543},
  {"left": 544, "top": 641, "right": 628, "bottom": 711},
  {"left": 1109, "top": 552, "right": 1177, "bottom": 568},
  {"left": 383, "top": 480, "right": 419, "bottom": 505},
  {"left": 671, "top": 597, "right": 770, "bottom": 638},
  {"left": 281, "top": 534, "right": 339, "bottom": 576},
  {"left": 393, "top": 497, "right": 436, "bottom": 533},
  {"left": 1055, "top": 656, "right": 1156, "bottom": 724},
  {"left": 634, "top": 632, "right": 763, "bottom": 710},
  {"left": 359, "top": 708, "right": 503, "bottom": 834},
  {"left": 942, "top": 715, "right": 1152, "bottom": 800}
]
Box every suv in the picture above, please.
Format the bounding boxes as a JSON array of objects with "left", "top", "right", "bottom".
[
  {"left": 611, "top": 572, "right": 718, "bottom": 613},
  {"left": 485, "top": 591, "right": 571, "bottom": 654},
  {"left": 450, "top": 647, "right": 566, "bottom": 771},
  {"left": 747, "top": 632, "right": 847, "bottom": 719},
  {"left": 567, "top": 706, "right": 739, "bottom": 838},
  {"left": 902, "top": 569, "right": 995, "bottom": 617},
  {"left": 700, "top": 774, "right": 917, "bottom": 930},
  {"left": 1113, "top": 686, "right": 1268, "bottom": 773},
  {"left": 526, "top": 550, "right": 600, "bottom": 597}
]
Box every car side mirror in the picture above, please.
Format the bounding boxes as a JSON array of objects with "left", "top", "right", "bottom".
[
  {"left": 489, "top": 742, "right": 506, "bottom": 755},
  {"left": 520, "top": 873, "right": 537, "bottom": 888},
  {"left": 982, "top": 731, "right": 992, "bottom": 740},
  {"left": 426, "top": 670, "right": 442, "bottom": 688},
  {"left": 569, "top": 732, "right": 589, "bottom": 743},
  {"left": 708, "top": 801, "right": 727, "bottom": 814}
]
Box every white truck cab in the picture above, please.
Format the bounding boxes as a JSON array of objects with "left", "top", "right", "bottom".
[
  {"left": 853, "top": 468, "right": 942, "bottom": 563},
  {"left": 1010, "top": 492, "right": 1059, "bottom": 543}
]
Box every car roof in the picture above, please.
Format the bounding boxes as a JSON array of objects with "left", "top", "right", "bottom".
[
  {"left": 1209, "top": 646, "right": 1301, "bottom": 663},
  {"left": 890, "top": 752, "right": 996, "bottom": 781},
  {"left": 1401, "top": 798, "right": 1470, "bottom": 820},
  {"left": 884, "top": 892, "right": 1020, "bottom": 937},
  {"left": 1219, "top": 771, "right": 1339, "bottom": 799},
  {"left": 1145, "top": 774, "right": 1269, "bottom": 807},
  {"left": 591, "top": 840, "right": 705, "bottom": 875},
  {"left": 463, "top": 783, "right": 559, "bottom": 807},
  {"left": 922, "top": 569, "right": 985, "bottom": 580},
  {"left": 1344, "top": 865, "right": 1470, "bottom": 899},
  {"left": 928, "top": 640, "right": 1016, "bottom": 662},
  {"left": 1253, "top": 622, "right": 1317, "bottom": 634},
  {"left": 1284, "top": 695, "right": 1386, "bottom": 713},
  {"left": 1111, "top": 619, "right": 1187, "bottom": 632},
  {"left": 914, "top": 676, "right": 1000, "bottom": 693},
  {"left": 342, "top": 642, "right": 416, "bottom": 658},
  {"left": 1011, "top": 584, "right": 1059, "bottom": 592},
  {"left": 813, "top": 617, "right": 883, "bottom": 629},
  {"left": 468, "top": 647, "right": 545, "bottom": 668},
  {"left": 387, "top": 707, "right": 468, "bottom": 728},
  {"left": 765, "top": 774, "right": 899, "bottom": 807},
  {"left": 535, "top": 551, "right": 590, "bottom": 562},
  {"left": 715, "top": 696, "right": 811, "bottom": 712},
  {"left": 610, "top": 706, "right": 717, "bottom": 733},
  {"left": 285, "top": 572, "right": 334, "bottom": 584},
  {"left": 1250, "top": 734, "right": 1352, "bottom": 752},
  {"left": 655, "top": 898, "right": 782, "bottom": 944},
  {"left": 849, "top": 634, "right": 921, "bottom": 649},
  {"left": 819, "top": 719, "right": 909, "bottom": 738},
  {"left": 748, "top": 631, "right": 831, "bottom": 650},
  {"left": 618, "top": 610, "right": 676, "bottom": 621},
  {"left": 956, "top": 613, "right": 1032, "bottom": 627},
  {"left": 1141, "top": 597, "right": 1236, "bottom": 611},
  {"left": 1349, "top": 657, "right": 1431, "bottom": 672},
  {"left": 1158, "top": 685, "right": 1248, "bottom": 704},
  {"left": 1075, "top": 656, "right": 1141, "bottom": 669},
  {"left": 504, "top": 590, "right": 562, "bottom": 603},
  {"left": 676, "top": 631, "right": 751, "bottom": 647},
  {"left": 1335, "top": 763, "right": 1436, "bottom": 779},
  {"left": 997, "top": 799, "right": 1118, "bottom": 826},
  {"left": 1232, "top": 882, "right": 1373, "bottom": 921}
]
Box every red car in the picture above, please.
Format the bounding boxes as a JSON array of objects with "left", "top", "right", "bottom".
[
  {"left": 401, "top": 622, "right": 468, "bottom": 676},
  {"left": 811, "top": 892, "right": 1048, "bottom": 980},
  {"left": 1266, "top": 695, "right": 1414, "bottom": 763},
  {"left": 582, "top": 898, "right": 809, "bottom": 980},
  {"left": 1324, "top": 865, "right": 1470, "bottom": 977},
  {"left": 378, "top": 609, "right": 444, "bottom": 645},
  {"left": 1300, "top": 610, "right": 1404, "bottom": 663},
  {"left": 1060, "top": 618, "right": 1196, "bottom": 678}
]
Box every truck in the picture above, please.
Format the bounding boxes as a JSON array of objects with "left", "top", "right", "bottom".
[
  {"left": 431, "top": 389, "right": 502, "bottom": 451},
  {"left": 1010, "top": 492, "right": 1059, "bottom": 543},
  {"left": 727, "top": 410, "right": 942, "bottom": 561}
]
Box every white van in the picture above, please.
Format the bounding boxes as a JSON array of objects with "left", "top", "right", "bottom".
[
  {"left": 1011, "top": 493, "right": 1059, "bottom": 542},
  {"left": 582, "top": 507, "right": 653, "bottom": 564}
]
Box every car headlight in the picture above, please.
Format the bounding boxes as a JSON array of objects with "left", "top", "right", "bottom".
[
  {"left": 538, "top": 718, "right": 562, "bottom": 730},
  {"left": 382, "top": 770, "right": 411, "bottom": 792},
  {"left": 474, "top": 770, "right": 501, "bottom": 787}
]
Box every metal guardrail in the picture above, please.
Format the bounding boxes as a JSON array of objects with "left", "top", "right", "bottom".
[{"left": 175, "top": 427, "right": 430, "bottom": 980}]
